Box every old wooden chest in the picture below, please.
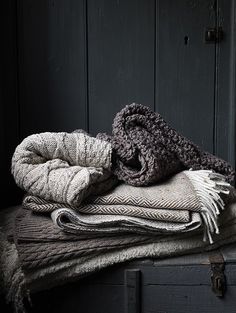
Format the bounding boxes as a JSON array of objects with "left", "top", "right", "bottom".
[{"left": 12, "top": 243, "right": 236, "bottom": 313}]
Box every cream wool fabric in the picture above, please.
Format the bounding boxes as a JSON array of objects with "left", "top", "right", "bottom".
[
  {"left": 51, "top": 170, "right": 233, "bottom": 243},
  {"left": 11, "top": 131, "right": 116, "bottom": 206},
  {"left": 22, "top": 170, "right": 233, "bottom": 243}
]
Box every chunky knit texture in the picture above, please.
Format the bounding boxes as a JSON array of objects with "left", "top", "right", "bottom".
[
  {"left": 11, "top": 131, "right": 117, "bottom": 206},
  {"left": 98, "top": 103, "right": 235, "bottom": 186}
]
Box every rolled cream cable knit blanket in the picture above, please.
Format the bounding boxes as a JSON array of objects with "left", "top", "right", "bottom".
[
  {"left": 97, "top": 103, "right": 235, "bottom": 186},
  {"left": 23, "top": 170, "right": 234, "bottom": 243},
  {"left": 11, "top": 131, "right": 117, "bottom": 206}
]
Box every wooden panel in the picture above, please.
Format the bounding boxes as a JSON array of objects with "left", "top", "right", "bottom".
[
  {"left": 87, "top": 0, "right": 155, "bottom": 135},
  {"left": 17, "top": 0, "right": 88, "bottom": 139},
  {"left": 156, "top": 0, "right": 216, "bottom": 152},
  {"left": 143, "top": 285, "right": 236, "bottom": 313},
  {"left": 31, "top": 282, "right": 124, "bottom": 313},
  {"left": 125, "top": 269, "right": 141, "bottom": 313},
  {"left": 0, "top": 0, "right": 23, "bottom": 207},
  {"left": 27, "top": 261, "right": 236, "bottom": 312},
  {"left": 215, "top": 0, "right": 236, "bottom": 168}
]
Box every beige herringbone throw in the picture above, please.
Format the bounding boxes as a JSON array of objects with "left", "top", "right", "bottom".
[{"left": 23, "top": 170, "right": 234, "bottom": 243}]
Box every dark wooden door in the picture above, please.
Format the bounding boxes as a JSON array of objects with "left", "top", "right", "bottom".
[
  {"left": 1, "top": 0, "right": 236, "bottom": 206},
  {"left": 156, "top": 0, "right": 216, "bottom": 152}
]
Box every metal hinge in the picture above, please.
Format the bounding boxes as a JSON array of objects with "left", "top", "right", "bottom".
[
  {"left": 205, "top": 27, "right": 223, "bottom": 43},
  {"left": 209, "top": 253, "right": 226, "bottom": 297}
]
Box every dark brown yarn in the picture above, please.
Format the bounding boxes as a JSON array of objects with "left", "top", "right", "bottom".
[{"left": 98, "top": 103, "right": 235, "bottom": 186}]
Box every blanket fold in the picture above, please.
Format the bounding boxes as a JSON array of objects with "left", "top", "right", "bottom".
[
  {"left": 2, "top": 204, "right": 236, "bottom": 313},
  {"left": 11, "top": 203, "right": 236, "bottom": 273},
  {"left": 11, "top": 131, "right": 117, "bottom": 206},
  {"left": 23, "top": 170, "right": 232, "bottom": 243},
  {"left": 97, "top": 103, "right": 235, "bottom": 186},
  {"left": 4, "top": 104, "right": 236, "bottom": 313},
  {"left": 14, "top": 208, "right": 153, "bottom": 271}
]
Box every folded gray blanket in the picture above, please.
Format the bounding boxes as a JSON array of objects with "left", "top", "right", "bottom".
[
  {"left": 14, "top": 209, "right": 152, "bottom": 271},
  {"left": 98, "top": 103, "right": 235, "bottom": 185},
  {"left": 23, "top": 170, "right": 233, "bottom": 243},
  {"left": 2, "top": 204, "right": 236, "bottom": 313},
  {"left": 11, "top": 131, "right": 117, "bottom": 206}
]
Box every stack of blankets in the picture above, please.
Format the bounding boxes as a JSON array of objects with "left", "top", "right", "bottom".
[{"left": 1, "top": 103, "right": 236, "bottom": 312}]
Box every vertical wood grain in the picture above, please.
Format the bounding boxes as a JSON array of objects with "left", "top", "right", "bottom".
[
  {"left": 215, "top": 0, "right": 236, "bottom": 170},
  {"left": 125, "top": 269, "right": 141, "bottom": 313},
  {"left": 0, "top": 0, "right": 22, "bottom": 206},
  {"left": 1, "top": 0, "right": 236, "bottom": 208},
  {"left": 156, "top": 0, "right": 216, "bottom": 153},
  {"left": 87, "top": 0, "right": 155, "bottom": 135},
  {"left": 17, "top": 0, "right": 88, "bottom": 139}
]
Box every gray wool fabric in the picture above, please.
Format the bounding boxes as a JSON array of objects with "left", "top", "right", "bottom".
[
  {"left": 11, "top": 131, "right": 117, "bottom": 206},
  {"left": 14, "top": 208, "right": 153, "bottom": 270},
  {"left": 2, "top": 204, "right": 236, "bottom": 313},
  {"left": 51, "top": 208, "right": 201, "bottom": 236},
  {"left": 97, "top": 103, "right": 235, "bottom": 186},
  {"left": 23, "top": 170, "right": 234, "bottom": 243}
]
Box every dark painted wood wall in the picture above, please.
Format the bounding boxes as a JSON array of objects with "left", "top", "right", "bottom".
[{"left": 1, "top": 0, "right": 236, "bottom": 207}]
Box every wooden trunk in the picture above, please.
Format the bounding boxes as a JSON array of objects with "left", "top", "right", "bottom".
[{"left": 20, "top": 243, "right": 236, "bottom": 313}]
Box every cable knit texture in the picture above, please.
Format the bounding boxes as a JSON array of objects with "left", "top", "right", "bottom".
[
  {"left": 11, "top": 131, "right": 117, "bottom": 206},
  {"left": 98, "top": 103, "right": 235, "bottom": 186},
  {"left": 11, "top": 204, "right": 236, "bottom": 271},
  {"left": 14, "top": 208, "right": 152, "bottom": 270},
  {"left": 2, "top": 205, "right": 236, "bottom": 312}
]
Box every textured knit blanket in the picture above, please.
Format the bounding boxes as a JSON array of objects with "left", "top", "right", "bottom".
[
  {"left": 14, "top": 209, "right": 152, "bottom": 271},
  {"left": 23, "top": 170, "right": 234, "bottom": 243},
  {"left": 98, "top": 103, "right": 235, "bottom": 186},
  {"left": 2, "top": 205, "right": 236, "bottom": 313},
  {"left": 11, "top": 131, "right": 117, "bottom": 206}
]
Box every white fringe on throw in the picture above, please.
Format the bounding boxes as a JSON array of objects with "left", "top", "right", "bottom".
[{"left": 185, "top": 169, "right": 231, "bottom": 244}]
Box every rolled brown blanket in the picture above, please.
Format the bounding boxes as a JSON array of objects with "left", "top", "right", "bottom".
[{"left": 98, "top": 103, "right": 235, "bottom": 186}]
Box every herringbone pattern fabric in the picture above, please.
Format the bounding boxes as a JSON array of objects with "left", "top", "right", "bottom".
[
  {"left": 23, "top": 171, "right": 199, "bottom": 218},
  {"left": 14, "top": 208, "right": 153, "bottom": 270}
]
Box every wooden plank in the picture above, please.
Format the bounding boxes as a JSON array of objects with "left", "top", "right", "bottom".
[
  {"left": 17, "top": 0, "right": 88, "bottom": 139},
  {"left": 87, "top": 0, "right": 155, "bottom": 135},
  {"left": 156, "top": 0, "right": 216, "bottom": 152},
  {"left": 0, "top": 0, "right": 23, "bottom": 207},
  {"left": 124, "top": 269, "right": 141, "bottom": 313},
  {"left": 215, "top": 0, "right": 236, "bottom": 167},
  {"left": 31, "top": 282, "right": 124, "bottom": 313},
  {"left": 29, "top": 265, "right": 236, "bottom": 313},
  {"left": 142, "top": 265, "right": 212, "bottom": 286},
  {"left": 143, "top": 285, "right": 236, "bottom": 313},
  {"left": 221, "top": 243, "right": 236, "bottom": 263}
]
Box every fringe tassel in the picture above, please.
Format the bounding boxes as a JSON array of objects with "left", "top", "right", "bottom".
[{"left": 184, "top": 169, "right": 231, "bottom": 244}]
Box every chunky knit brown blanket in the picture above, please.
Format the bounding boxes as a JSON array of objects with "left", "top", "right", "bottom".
[{"left": 98, "top": 103, "right": 235, "bottom": 186}]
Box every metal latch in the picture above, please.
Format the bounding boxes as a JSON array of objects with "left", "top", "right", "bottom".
[
  {"left": 209, "top": 253, "right": 226, "bottom": 297},
  {"left": 205, "top": 27, "right": 223, "bottom": 43}
]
